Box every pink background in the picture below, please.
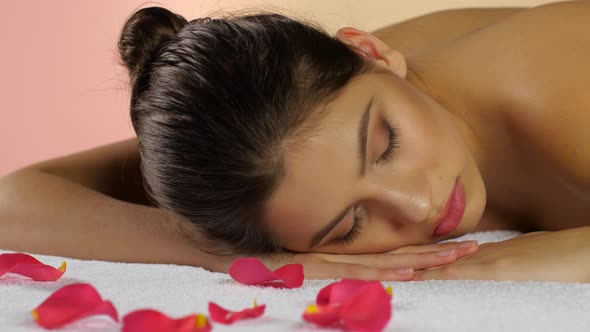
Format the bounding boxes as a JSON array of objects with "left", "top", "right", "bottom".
[{"left": 0, "top": 0, "right": 554, "bottom": 176}]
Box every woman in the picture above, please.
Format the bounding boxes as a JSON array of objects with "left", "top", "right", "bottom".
[{"left": 1, "top": 1, "right": 589, "bottom": 283}]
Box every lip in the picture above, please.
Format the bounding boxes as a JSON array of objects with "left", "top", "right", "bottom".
[{"left": 431, "top": 177, "right": 466, "bottom": 238}]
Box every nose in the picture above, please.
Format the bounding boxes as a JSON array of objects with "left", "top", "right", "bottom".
[{"left": 371, "top": 179, "right": 434, "bottom": 226}]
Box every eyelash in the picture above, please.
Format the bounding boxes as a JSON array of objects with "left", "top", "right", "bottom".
[
  {"left": 340, "top": 120, "right": 399, "bottom": 245},
  {"left": 376, "top": 120, "right": 399, "bottom": 164},
  {"left": 339, "top": 206, "right": 365, "bottom": 245}
]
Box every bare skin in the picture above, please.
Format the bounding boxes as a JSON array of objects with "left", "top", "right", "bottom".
[
  {"left": 267, "top": 2, "right": 582, "bottom": 251},
  {"left": 265, "top": 0, "right": 590, "bottom": 281},
  {"left": 1, "top": 2, "right": 589, "bottom": 282}
]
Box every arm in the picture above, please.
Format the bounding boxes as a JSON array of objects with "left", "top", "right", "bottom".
[
  {"left": 26, "top": 137, "right": 151, "bottom": 206},
  {"left": 0, "top": 140, "right": 213, "bottom": 267},
  {"left": 371, "top": 7, "right": 525, "bottom": 55},
  {"left": 413, "top": 227, "right": 590, "bottom": 283}
]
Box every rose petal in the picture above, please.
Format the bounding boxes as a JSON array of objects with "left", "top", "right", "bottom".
[
  {"left": 316, "top": 279, "right": 373, "bottom": 305},
  {"left": 340, "top": 282, "right": 392, "bottom": 332},
  {"left": 122, "top": 309, "right": 211, "bottom": 332},
  {"left": 316, "top": 279, "right": 393, "bottom": 305},
  {"left": 304, "top": 280, "right": 393, "bottom": 332},
  {"left": 0, "top": 253, "right": 66, "bottom": 281},
  {"left": 302, "top": 304, "right": 341, "bottom": 327},
  {"left": 208, "top": 300, "right": 265, "bottom": 324},
  {"left": 228, "top": 257, "right": 303, "bottom": 288},
  {"left": 271, "top": 263, "right": 304, "bottom": 288},
  {"left": 32, "top": 283, "right": 118, "bottom": 329}
]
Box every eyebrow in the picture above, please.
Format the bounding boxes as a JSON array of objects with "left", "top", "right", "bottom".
[{"left": 309, "top": 96, "right": 374, "bottom": 249}]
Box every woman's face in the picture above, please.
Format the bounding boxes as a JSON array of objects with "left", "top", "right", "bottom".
[{"left": 263, "top": 67, "right": 487, "bottom": 254}]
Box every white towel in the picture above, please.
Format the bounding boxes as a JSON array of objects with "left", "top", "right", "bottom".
[{"left": 1, "top": 231, "right": 589, "bottom": 332}]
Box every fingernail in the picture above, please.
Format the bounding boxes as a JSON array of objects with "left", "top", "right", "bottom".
[
  {"left": 394, "top": 268, "right": 413, "bottom": 275},
  {"left": 436, "top": 249, "right": 456, "bottom": 257},
  {"left": 459, "top": 241, "right": 477, "bottom": 248}
]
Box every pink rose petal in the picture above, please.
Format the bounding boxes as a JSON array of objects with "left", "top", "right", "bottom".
[
  {"left": 316, "top": 279, "right": 373, "bottom": 305},
  {"left": 340, "top": 282, "right": 392, "bottom": 332},
  {"left": 122, "top": 309, "right": 211, "bottom": 332},
  {"left": 208, "top": 300, "right": 265, "bottom": 324},
  {"left": 228, "top": 257, "right": 303, "bottom": 288},
  {"left": 302, "top": 303, "right": 341, "bottom": 327},
  {"left": 303, "top": 279, "right": 393, "bottom": 332},
  {"left": 0, "top": 253, "right": 66, "bottom": 281},
  {"left": 32, "top": 283, "right": 118, "bottom": 329}
]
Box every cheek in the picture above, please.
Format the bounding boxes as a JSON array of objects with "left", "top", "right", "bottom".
[
  {"left": 391, "top": 106, "right": 450, "bottom": 168},
  {"left": 385, "top": 102, "right": 469, "bottom": 186},
  {"left": 424, "top": 106, "right": 468, "bottom": 164}
]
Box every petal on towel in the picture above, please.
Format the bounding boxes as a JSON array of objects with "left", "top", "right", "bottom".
[
  {"left": 302, "top": 304, "right": 341, "bottom": 327},
  {"left": 228, "top": 257, "right": 303, "bottom": 288},
  {"left": 0, "top": 252, "right": 66, "bottom": 281},
  {"left": 339, "top": 282, "right": 392, "bottom": 332},
  {"left": 122, "top": 309, "right": 211, "bottom": 332},
  {"left": 32, "top": 283, "right": 118, "bottom": 329},
  {"left": 271, "top": 263, "right": 305, "bottom": 288},
  {"left": 316, "top": 279, "right": 394, "bottom": 305},
  {"left": 303, "top": 279, "right": 393, "bottom": 332},
  {"left": 208, "top": 299, "right": 266, "bottom": 324},
  {"left": 316, "top": 279, "right": 373, "bottom": 305}
]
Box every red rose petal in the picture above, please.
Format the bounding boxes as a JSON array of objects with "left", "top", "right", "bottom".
[
  {"left": 271, "top": 263, "right": 304, "bottom": 288},
  {"left": 303, "top": 280, "right": 393, "bottom": 332},
  {"left": 302, "top": 304, "right": 341, "bottom": 327},
  {"left": 122, "top": 309, "right": 211, "bottom": 332},
  {"left": 228, "top": 257, "right": 303, "bottom": 288},
  {"left": 316, "top": 279, "right": 372, "bottom": 305},
  {"left": 0, "top": 253, "right": 66, "bottom": 281},
  {"left": 208, "top": 300, "right": 265, "bottom": 324},
  {"left": 340, "top": 282, "right": 392, "bottom": 332},
  {"left": 32, "top": 283, "right": 118, "bottom": 329}
]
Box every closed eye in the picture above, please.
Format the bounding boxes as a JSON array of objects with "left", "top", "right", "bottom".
[
  {"left": 376, "top": 119, "right": 399, "bottom": 164},
  {"left": 338, "top": 206, "right": 365, "bottom": 245},
  {"left": 338, "top": 120, "right": 399, "bottom": 245}
]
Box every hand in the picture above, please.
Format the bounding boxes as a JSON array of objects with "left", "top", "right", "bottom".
[
  {"left": 412, "top": 227, "right": 590, "bottom": 283},
  {"left": 206, "top": 240, "right": 479, "bottom": 281}
]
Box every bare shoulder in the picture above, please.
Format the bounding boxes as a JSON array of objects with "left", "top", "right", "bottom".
[
  {"left": 371, "top": 7, "right": 526, "bottom": 55},
  {"left": 490, "top": 1, "right": 590, "bottom": 188}
]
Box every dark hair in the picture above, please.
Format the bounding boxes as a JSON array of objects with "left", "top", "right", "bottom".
[{"left": 117, "top": 6, "right": 373, "bottom": 255}]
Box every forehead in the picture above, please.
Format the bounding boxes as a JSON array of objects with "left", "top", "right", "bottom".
[{"left": 262, "top": 72, "right": 380, "bottom": 248}]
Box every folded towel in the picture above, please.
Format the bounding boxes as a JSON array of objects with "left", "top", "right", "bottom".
[{"left": 1, "top": 231, "right": 589, "bottom": 332}]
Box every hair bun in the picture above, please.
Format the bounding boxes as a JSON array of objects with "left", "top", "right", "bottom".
[{"left": 118, "top": 6, "right": 187, "bottom": 81}]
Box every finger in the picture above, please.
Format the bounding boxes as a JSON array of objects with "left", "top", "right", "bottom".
[
  {"left": 453, "top": 242, "right": 479, "bottom": 259},
  {"left": 388, "top": 241, "right": 479, "bottom": 259},
  {"left": 320, "top": 249, "right": 459, "bottom": 270},
  {"left": 387, "top": 240, "right": 478, "bottom": 254},
  {"left": 303, "top": 260, "right": 416, "bottom": 281}
]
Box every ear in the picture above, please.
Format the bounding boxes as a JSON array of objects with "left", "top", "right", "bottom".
[{"left": 336, "top": 27, "right": 407, "bottom": 78}]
